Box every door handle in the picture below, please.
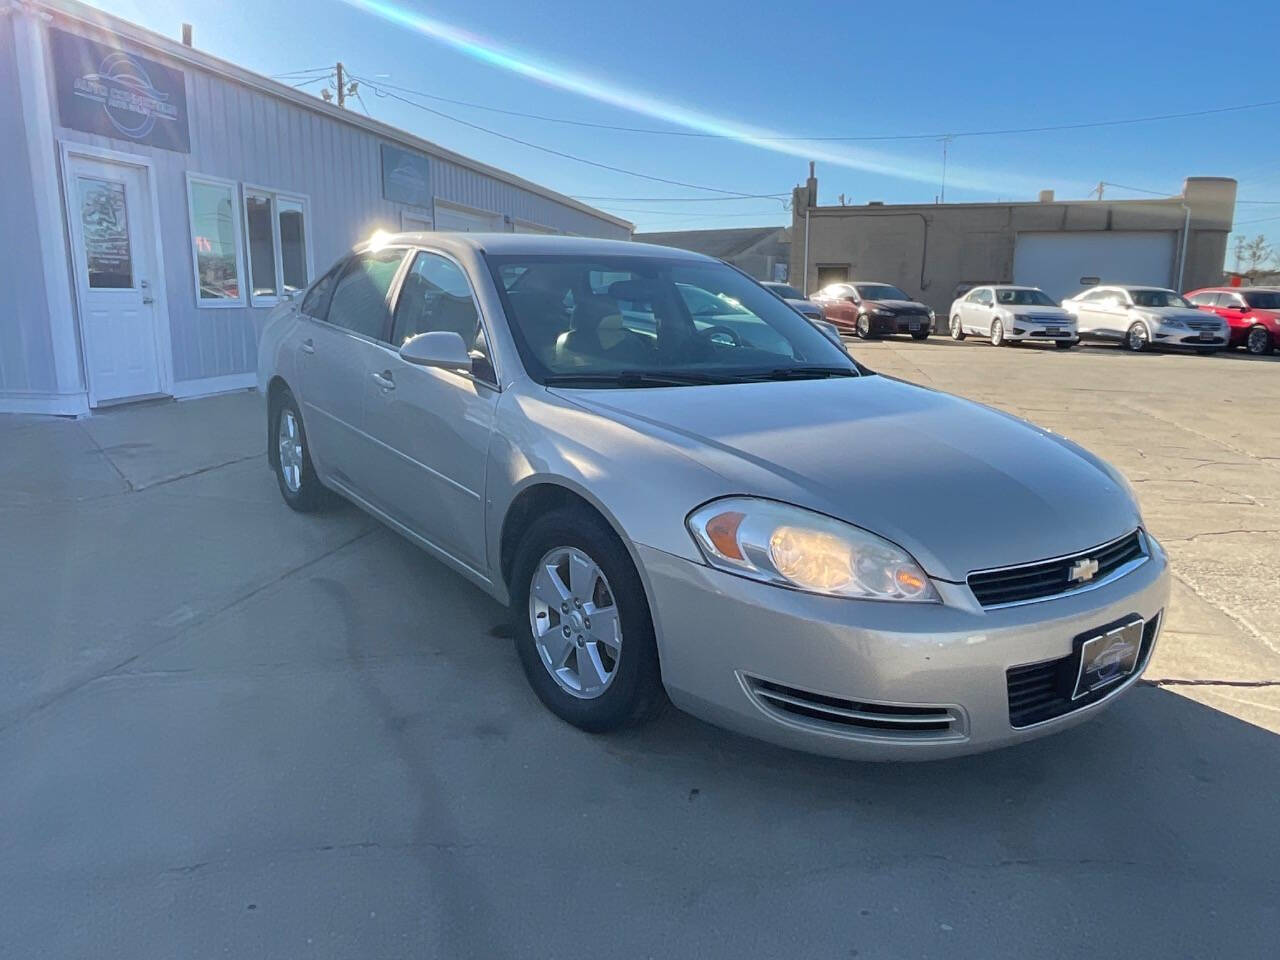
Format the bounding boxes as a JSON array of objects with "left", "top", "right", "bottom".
[
  {"left": 371, "top": 371, "right": 395, "bottom": 390},
  {"left": 300, "top": 339, "right": 315, "bottom": 355},
  {"left": 142, "top": 296, "right": 154, "bottom": 305}
]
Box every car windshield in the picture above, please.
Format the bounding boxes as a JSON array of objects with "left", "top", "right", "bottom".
[
  {"left": 486, "top": 254, "right": 857, "bottom": 386},
  {"left": 995, "top": 288, "right": 1056, "bottom": 306},
  {"left": 766, "top": 283, "right": 805, "bottom": 299},
  {"left": 1131, "top": 289, "right": 1191, "bottom": 308},
  {"left": 1243, "top": 290, "right": 1280, "bottom": 309},
  {"left": 855, "top": 283, "right": 910, "bottom": 301}
]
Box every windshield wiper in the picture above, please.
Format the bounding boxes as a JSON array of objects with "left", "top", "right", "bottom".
[
  {"left": 728, "top": 366, "right": 859, "bottom": 382},
  {"left": 543, "top": 370, "right": 732, "bottom": 388}
]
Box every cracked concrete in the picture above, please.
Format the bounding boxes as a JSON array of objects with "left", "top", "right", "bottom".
[{"left": 2, "top": 358, "right": 1279, "bottom": 959}]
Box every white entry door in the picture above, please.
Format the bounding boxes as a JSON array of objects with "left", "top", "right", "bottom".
[{"left": 65, "top": 155, "right": 165, "bottom": 405}]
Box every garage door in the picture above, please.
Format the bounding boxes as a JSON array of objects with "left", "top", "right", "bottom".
[
  {"left": 433, "top": 201, "right": 502, "bottom": 232},
  {"left": 513, "top": 220, "right": 558, "bottom": 235},
  {"left": 1013, "top": 231, "right": 1176, "bottom": 303}
]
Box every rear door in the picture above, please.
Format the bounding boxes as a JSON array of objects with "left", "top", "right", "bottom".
[
  {"left": 1216, "top": 291, "right": 1251, "bottom": 337},
  {"left": 361, "top": 250, "right": 499, "bottom": 572},
  {"left": 297, "top": 247, "right": 409, "bottom": 492}
]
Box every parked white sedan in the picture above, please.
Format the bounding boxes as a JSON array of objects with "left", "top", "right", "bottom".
[
  {"left": 1062, "top": 285, "right": 1228, "bottom": 353},
  {"left": 948, "top": 285, "right": 1076, "bottom": 348}
]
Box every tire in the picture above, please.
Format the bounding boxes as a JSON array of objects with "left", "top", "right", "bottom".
[
  {"left": 950, "top": 315, "right": 965, "bottom": 340},
  {"left": 1054, "top": 340, "right": 1074, "bottom": 350},
  {"left": 1246, "top": 326, "right": 1274, "bottom": 356},
  {"left": 269, "top": 388, "right": 334, "bottom": 512},
  {"left": 510, "top": 507, "right": 666, "bottom": 732},
  {"left": 1124, "top": 322, "right": 1150, "bottom": 352},
  {"left": 910, "top": 329, "right": 929, "bottom": 341},
  {"left": 990, "top": 318, "right": 1005, "bottom": 347},
  {"left": 856, "top": 313, "right": 876, "bottom": 339}
]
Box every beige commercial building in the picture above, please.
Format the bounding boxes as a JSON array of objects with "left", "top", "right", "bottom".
[{"left": 790, "top": 167, "right": 1237, "bottom": 315}]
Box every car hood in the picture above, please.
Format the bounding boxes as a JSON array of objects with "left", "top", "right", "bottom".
[
  {"left": 785, "top": 298, "right": 822, "bottom": 313},
  {"left": 868, "top": 299, "right": 929, "bottom": 312},
  {"left": 1144, "top": 307, "right": 1218, "bottom": 323},
  {"left": 553, "top": 376, "right": 1140, "bottom": 581},
  {"left": 1004, "top": 305, "right": 1072, "bottom": 319}
]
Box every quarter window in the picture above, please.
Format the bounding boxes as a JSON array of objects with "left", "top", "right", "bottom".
[
  {"left": 185, "top": 174, "right": 245, "bottom": 306},
  {"left": 325, "top": 249, "right": 406, "bottom": 339}
]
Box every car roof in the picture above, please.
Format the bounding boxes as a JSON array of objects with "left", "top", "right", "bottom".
[
  {"left": 987, "top": 284, "right": 1043, "bottom": 291},
  {"left": 353, "top": 231, "right": 712, "bottom": 262},
  {"left": 1116, "top": 285, "right": 1176, "bottom": 293}
]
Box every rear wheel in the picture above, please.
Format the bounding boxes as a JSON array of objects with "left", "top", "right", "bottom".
[
  {"left": 990, "top": 319, "right": 1005, "bottom": 347},
  {"left": 269, "top": 388, "right": 334, "bottom": 512},
  {"left": 510, "top": 507, "right": 665, "bottom": 732},
  {"left": 1125, "top": 322, "right": 1150, "bottom": 352},
  {"left": 1246, "top": 326, "right": 1273, "bottom": 355},
  {"left": 950, "top": 315, "right": 965, "bottom": 340}
]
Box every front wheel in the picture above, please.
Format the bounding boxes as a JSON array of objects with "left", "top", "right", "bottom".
[
  {"left": 856, "top": 313, "right": 876, "bottom": 339},
  {"left": 1125, "top": 322, "right": 1150, "bottom": 352},
  {"left": 270, "top": 388, "right": 334, "bottom": 512},
  {"left": 950, "top": 315, "right": 965, "bottom": 340},
  {"left": 1246, "top": 326, "right": 1274, "bottom": 355},
  {"left": 990, "top": 318, "right": 1005, "bottom": 347},
  {"left": 510, "top": 507, "right": 666, "bottom": 732}
]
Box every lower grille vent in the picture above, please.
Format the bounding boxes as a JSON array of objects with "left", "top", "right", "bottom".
[{"left": 744, "top": 676, "right": 964, "bottom": 740}]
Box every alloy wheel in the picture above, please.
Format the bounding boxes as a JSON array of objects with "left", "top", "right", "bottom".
[
  {"left": 991, "top": 319, "right": 1004, "bottom": 346},
  {"left": 528, "top": 547, "right": 622, "bottom": 699},
  {"left": 857, "top": 314, "right": 871, "bottom": 338},
  {"left": 950, "top": 316, "right": 963, "bottom": 340},
  {"left": 1126, "top": 323, "right": 1148, "bottom": 352},
  {"left": 277, "top": 408, "right": 304, "bottom": 493},
  {"left": 1247, "top": 326, "right": 1271, "bottom": 355}
]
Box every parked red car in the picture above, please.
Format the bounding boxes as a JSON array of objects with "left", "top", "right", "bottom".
[
  {"left": 811, "top": 281, "right": 933, "bottom": 340},
  {"left": 1184, "top": 287, "right": 1280, "bottom": 355}
]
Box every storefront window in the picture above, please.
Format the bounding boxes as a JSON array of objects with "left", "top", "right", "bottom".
[
  {"left": 244, "top": 192, "right": 277, "bottom": 300},
  {"left": 186, "top": 176, "right": 244, "bottom": 305},
  {"left": 278, "top": 199, "right": 308, "bottom": 294}
]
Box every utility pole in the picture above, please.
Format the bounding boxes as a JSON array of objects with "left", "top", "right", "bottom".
[
  {"left": 336, "top": 61, "right": 345, "bottom": 109},
  {"left": 1095, "top": 181, "right": 1105, "bottom": 201},
  {"left": 939, "top": 135, "right": 954, "bottom": 203}
]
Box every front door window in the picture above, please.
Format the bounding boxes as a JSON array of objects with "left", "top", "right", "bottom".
[{"left": 77, "top": 176, "right": 134, "bottom": 289}]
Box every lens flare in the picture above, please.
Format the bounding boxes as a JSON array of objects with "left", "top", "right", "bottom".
[{"left": 340, "top": 0, "right": 1043, "bottom": 194}]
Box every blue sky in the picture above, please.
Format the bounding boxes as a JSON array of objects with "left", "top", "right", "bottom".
[{"left": 91, "top": 0, "right": 1280, "bottom": 254}]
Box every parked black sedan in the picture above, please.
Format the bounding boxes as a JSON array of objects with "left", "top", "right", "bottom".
[{"left": 812, "top": 282, "right": 933, "bottom": 340}]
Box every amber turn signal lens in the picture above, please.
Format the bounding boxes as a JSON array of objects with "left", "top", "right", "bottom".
[
  {"left": 895, "top": 568, "right": 926, "bottom": 594},
  {"left": 706, "top": 511, "right": 746, "bottom": 560}
]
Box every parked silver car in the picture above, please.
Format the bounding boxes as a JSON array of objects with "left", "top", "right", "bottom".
[
  {"left": 1062, "top": 285, "right": 1228, "bottom": 352},
  {"left": 259, "top": 234, "right": 1169, "bottom": 761},
  {"left": 949, "top": 285, "right": 1077, "bottom": 348}
]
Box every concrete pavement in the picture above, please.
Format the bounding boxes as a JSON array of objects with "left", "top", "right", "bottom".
[{"left": 1, "top": 348, "right": 1278, "bottom": 959}]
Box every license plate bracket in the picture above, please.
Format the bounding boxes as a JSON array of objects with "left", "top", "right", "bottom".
[{"left": 1072, "top": 616, "right": 1144, "bottom": 699}]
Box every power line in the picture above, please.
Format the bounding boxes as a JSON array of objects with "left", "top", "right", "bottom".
[
  {"left": 572, "top": 193, "right": 789, "bottom": 202},
  {"left": 327, "top": 76, "right": 1280, "bottom": 143},
  {"left": 1100, "top": 182, "right": 1171, "bottom": 197},
  {"left": 271, "top": 67, "right": 332, "bottom": 79},
  {"left": 604, "top": 207, "right": 786, "bottom": 217},
  {"left": 1235, "top": 213, "right": 1280, "bottom": 226},
  {"left": 1237, "top": 199, "right": 1280, "bottom": 204},
  {"left": 291, "top": 75, "right": 329, "bottom": 90},
  {"left": 353, "top": 75, "right": 771, "bottom": 198}
]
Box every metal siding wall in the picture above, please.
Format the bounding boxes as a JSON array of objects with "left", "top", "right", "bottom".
[
  {"left": 46, "top": 23, "right": 627, "bottom": 386},
  {"left": 0, "top": 16, "right": 58, "bottom": 396}
]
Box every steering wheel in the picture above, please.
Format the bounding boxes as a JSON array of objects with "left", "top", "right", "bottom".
[{"left": 698, "top": 324, "right": 742, "bottom": 348}]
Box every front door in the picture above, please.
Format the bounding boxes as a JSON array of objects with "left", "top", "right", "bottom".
[
  {"left": 362, "top": 250, "right": 498, "bottom": 573},
  {"left": 65, "top": 155, "right": 165, "bottom": 405}
]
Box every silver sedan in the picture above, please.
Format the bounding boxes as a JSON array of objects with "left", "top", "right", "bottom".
[{"left": 259, "top": 234, "right": 1169, "bottom": 761}]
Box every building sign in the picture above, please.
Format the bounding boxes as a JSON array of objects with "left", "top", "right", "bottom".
[
  {"left": 381, "top": 144, "right": 431, "bottom": 207},
  {"left": 50, "top": 28, "right": 191, "bottom": 152}
]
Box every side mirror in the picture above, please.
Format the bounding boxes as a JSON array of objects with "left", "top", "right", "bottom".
[{"left": 398, "top": 331, "right": 472, "bottom": 373}]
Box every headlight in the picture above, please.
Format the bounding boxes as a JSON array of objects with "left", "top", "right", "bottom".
[
  {"left": 927, "top": 308, "right": 936, "bottom": 321},
  {"left": 1160, "top": 316, "right": 1186, "bottom": 328},
  {"left": 871, "top": 306, "right": 894, "bottom": 317},
  {"left": 686, "top": 497, "right": 939, "bottom": 602}
]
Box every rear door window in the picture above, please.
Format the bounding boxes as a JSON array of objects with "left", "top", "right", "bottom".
[{"left": 323, "top": 249, "right": 407, "bottom": 340}]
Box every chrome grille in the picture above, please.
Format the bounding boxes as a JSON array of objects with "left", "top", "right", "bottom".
[
  {"left": 1185, "top": 319, "right": 1220, "bottom": 331},
  {"left": 968, "top": 530, "right": 1147, "bottom": 608},
  {"left": 744, "top": 676, "right": 964, "bottom": 740}
]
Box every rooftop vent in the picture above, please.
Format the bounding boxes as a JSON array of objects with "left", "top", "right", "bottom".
[{"left": 1038, "top": 189, "right": 1055, "bottom": 203}]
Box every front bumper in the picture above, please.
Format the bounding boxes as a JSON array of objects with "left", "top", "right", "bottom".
[
  {"left": 1008, "top": 324, "right": 1076, "bottom": 342},
  {"left": 639, "top": 540, "right": 1170, "bottom": 761},
  {"left": 1154, "top": 326, "right": 1226, "bottom": 348},
  {"left": 869, "top": 314, "right": 931, "bottom": 335}
]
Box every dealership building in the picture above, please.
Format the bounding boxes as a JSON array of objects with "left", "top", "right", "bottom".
[
  {"left": 0, "top": 0, "right": 631, "bottom": 416},
  {"left": 789, "top": 166, "right": 1237, "bottom": 316}
]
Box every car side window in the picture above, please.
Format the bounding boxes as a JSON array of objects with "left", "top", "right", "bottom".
[
  {"left": 1224, "top": 294, "right": 1245, "bottom": 309},
  {"left": 324, "top": 249, "right": 406, "bottom": 340},
  {"left": 392, "top": 251, "right": 495, "bottom": 383},
  {"left": 300, "top": 261, "right": 343, "bottom": 317},
  {"left": 975, "top": 289, "right": 992, "bottom": 305},
  {"left": 1188, "top": 291, "right": 1215, "bottom": 306}
]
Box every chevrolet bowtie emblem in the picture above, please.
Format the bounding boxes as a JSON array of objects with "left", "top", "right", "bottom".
[{"left": 1069, "top": 557, "right": 1100, "bottom": 583}]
